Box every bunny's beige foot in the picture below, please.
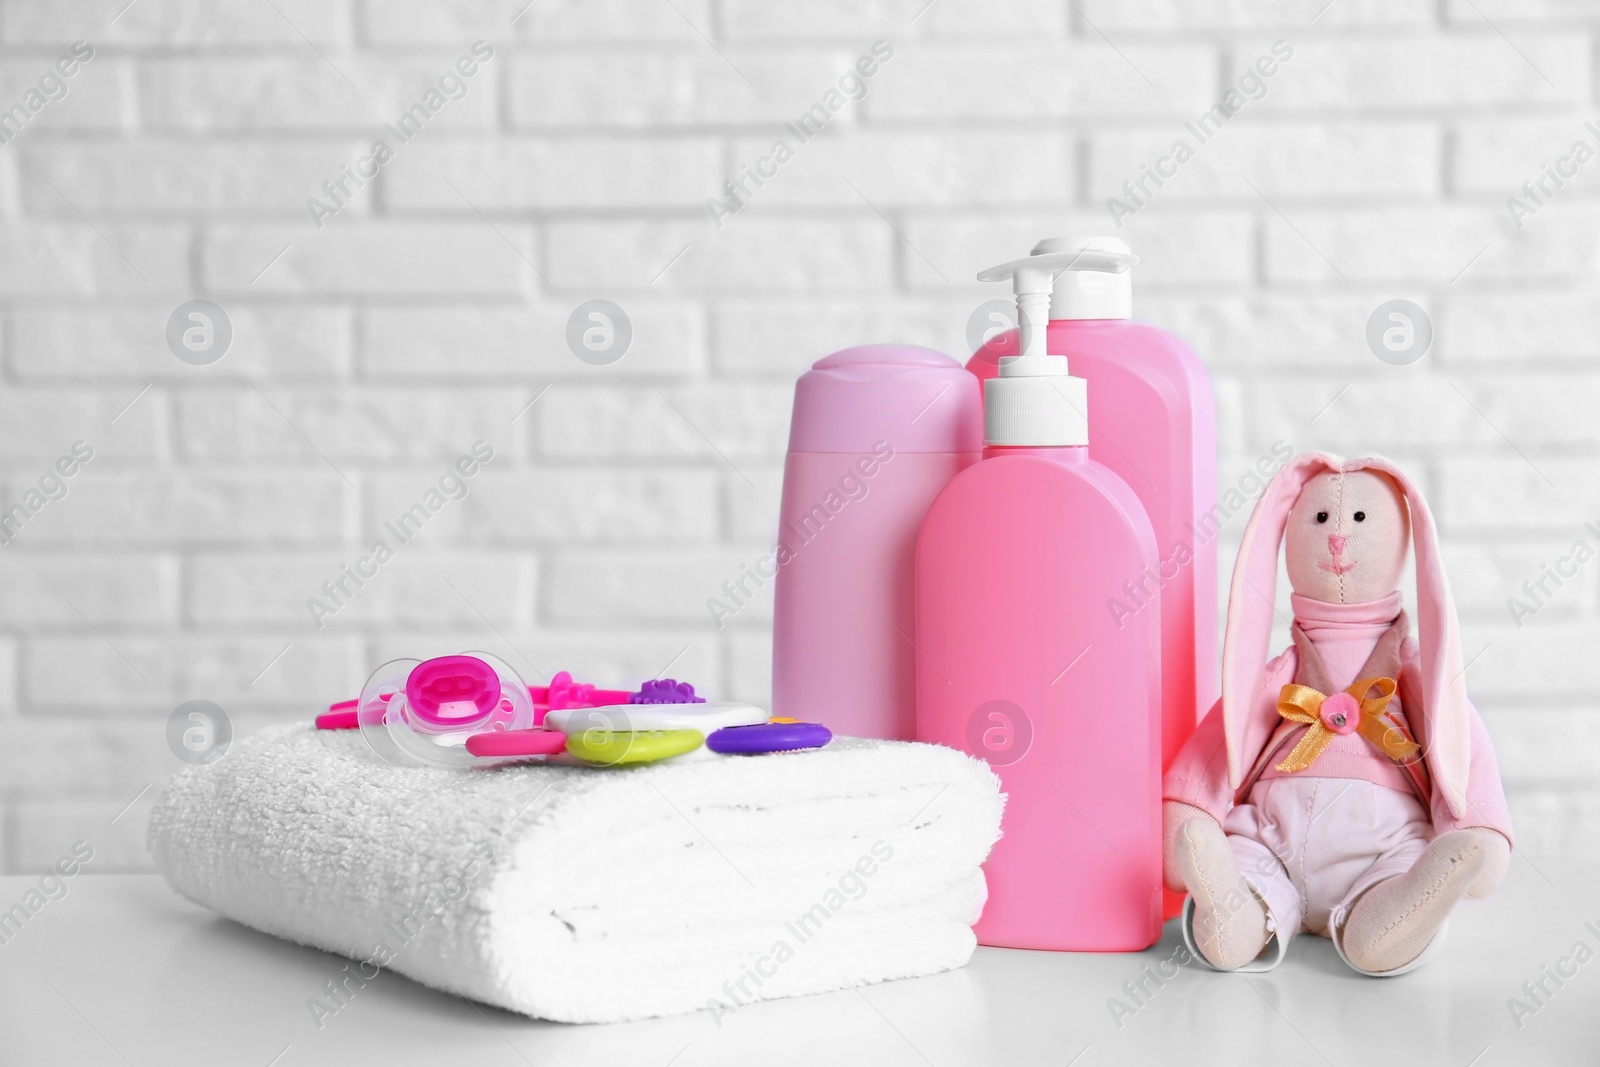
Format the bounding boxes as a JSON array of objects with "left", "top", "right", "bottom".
[
  {"left": 1176, "top": 817, "right": 1271, "bottom": 970},
  {"left": 1339, "top": 829, "right": 1492, "bottom": 974}
]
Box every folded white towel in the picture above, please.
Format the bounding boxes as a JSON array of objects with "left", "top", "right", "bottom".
[{"left": 148, "top": 724, "right": 1003, "bottom": 1023}]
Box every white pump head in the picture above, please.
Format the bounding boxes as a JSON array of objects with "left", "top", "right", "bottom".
[
  {"left": 1030, "top": 235, "right": 1138, "bottom": 320},
  {"left": 975, "top": 252, "right": 1106, "bottom": 447}
]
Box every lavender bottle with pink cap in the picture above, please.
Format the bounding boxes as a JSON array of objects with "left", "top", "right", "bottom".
[{"left": 771, "top": 345, "right": 982, "bottom": 739}]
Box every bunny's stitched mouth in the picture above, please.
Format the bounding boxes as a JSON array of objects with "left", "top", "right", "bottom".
[{"left": 1319, "top": 559, "right": 1355, "bottom": 576}]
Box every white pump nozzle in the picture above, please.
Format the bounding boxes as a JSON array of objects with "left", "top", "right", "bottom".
[
  {"left": 1026, "top": 236, "right": 1139, "bottom": 320},
  {"left": 975, "top": 246, "right": 1138, "bottom": 284},
  {"left": 976, "top": 253, "right": 1101, "bottom": 447},
  {"left": 983, "top": 259, "right": 1057, "bottom": 370}
]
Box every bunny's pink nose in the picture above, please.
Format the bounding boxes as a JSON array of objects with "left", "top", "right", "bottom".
[{"left": 1327, "top": 534, "right": 1348, "bottom": 558}]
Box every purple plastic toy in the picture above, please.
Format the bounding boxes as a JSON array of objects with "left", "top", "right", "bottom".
[
  {"left": 630, "top": 679, "right": 704, "bottom": 705},
  {"left": 706, "top": 721, "right": 831, "bottom": 754}
]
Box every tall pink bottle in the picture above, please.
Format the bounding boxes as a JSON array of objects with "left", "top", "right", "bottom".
[
  {"left": 772, "top": 345, "right": 982, "bottom": 738},
  {"left": 917, "top": 258, "right": 1161, "bottom": 951},
  {"left": 969, "top": 237, "right": 1216, "bottom": 921}
]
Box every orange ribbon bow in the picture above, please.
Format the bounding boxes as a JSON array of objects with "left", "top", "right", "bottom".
[{"left": 1274, "top": 676, "right": 1420, "bottom": 774}]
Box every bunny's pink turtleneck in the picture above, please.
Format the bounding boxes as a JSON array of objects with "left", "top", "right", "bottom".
[
  {"left": 1291, "top": 591, "right": 1403, "bottom": 688},
  {"left": 1256, "top": 590, "right": 1415, "bottom": 796}
]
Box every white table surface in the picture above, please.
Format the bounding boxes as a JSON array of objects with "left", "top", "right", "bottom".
[{"left": 0, "top": 860, "right": 1594, "bottom": 1067}]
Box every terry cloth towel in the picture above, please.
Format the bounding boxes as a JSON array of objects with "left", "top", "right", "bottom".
[{"left": 148, "top": 723, "right": 1004, "bottom": 1024}]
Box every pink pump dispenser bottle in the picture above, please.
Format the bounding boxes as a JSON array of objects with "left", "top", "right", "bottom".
[
  {"left": 772, "top": 345, "right": 982, "bottom": 738},
  {"left": 967, "top": 237, "right": 1216, "bottom": 920},
  {"left": 917, "top": 256, "right": 1162, "bottom": 951}
]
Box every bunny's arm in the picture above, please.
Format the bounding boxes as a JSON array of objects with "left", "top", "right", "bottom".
[
  {"left": 1160, "top": 702, "right": 1229, "bottom": 893},
  {"left": 1162, "top": 696, "right": 1233, "bottom": 826},
  {"left": 1163, "top": 646, "right": 1299, "bottom": 823},
  {"left": 1437, "top": 699, "right": 1514, "bottom": 844},
  {"left": 1398, "top": 640, "right": 1513, "bottom": 898},
  {"left": 1396, "top": 640, "right": 1514, "bottom": 845},
  {"left": 1160, "top": 648, "right": 1296, "bottom": 893}
]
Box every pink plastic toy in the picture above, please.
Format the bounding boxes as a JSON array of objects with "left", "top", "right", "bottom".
[
  {"left": 315, "top": 706, "right": 360, "bottom": 730},
  {"left": 917, "top": 257, "right": 1162, "bottom": 952},
  {"left": 464, "top": 727, "right": 568, "bottom": 758},
  {"left": 535, "top": 671, "right": 634, "bottom": 725},
  {"left": 772, "top": 345, "right": 982, "bottom": 739}
]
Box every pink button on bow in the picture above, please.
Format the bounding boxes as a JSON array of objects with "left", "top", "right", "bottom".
[{"left": 1318, "top": 691, "right": 1360, "bottom": 735}]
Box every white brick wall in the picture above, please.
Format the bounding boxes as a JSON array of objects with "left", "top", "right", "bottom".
[{"left": 0, "top": 0, "right": 1595, "bottom": 870}]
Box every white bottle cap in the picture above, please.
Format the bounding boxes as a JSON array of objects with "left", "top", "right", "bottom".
[
  {"left": 976, "top": 253, "right": 1098, "bottom": 447},
  {"left": 1031, "top": 235, "right": 1137, "bottom": 320},
  {"left": 983, "top": 354, "right": 1088, "bottom": 447}
]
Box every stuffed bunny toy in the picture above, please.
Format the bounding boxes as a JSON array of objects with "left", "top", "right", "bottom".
[{"left": 1163, "top": 452, "right": 1513, "bottom": 975}]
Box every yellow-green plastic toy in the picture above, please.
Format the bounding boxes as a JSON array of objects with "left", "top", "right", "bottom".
[{"left": 565, "top": 728, "right": 703, "bottom": 766}]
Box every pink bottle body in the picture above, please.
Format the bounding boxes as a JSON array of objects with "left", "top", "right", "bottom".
[
  {"left": 916, "top": 446, "right": 1161, "bottom": 951},
  {"left": 969, "top": 320, "right": 1216, "bottom": 781},
  {"left": 772, "top": 346, "right": 982, "bottom": 737},
  {"left": 774, "top": 450, "right": 975, "bottom": 737}
]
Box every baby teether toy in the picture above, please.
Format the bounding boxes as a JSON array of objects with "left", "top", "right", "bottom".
[
  {"left": 324, "top": 657, "right": 818, "bottom": 772},
  {"left": 544, "top": 700, "right": 765, "bottom": 736},
  {"left": 318, "top": 670, "right": 678, "bottom": 730},
  {"left": 463, "top": 727, "right": 568, "bottom": 759},
  {"left": 535, "top": 671, "right": 635, "bottom": 724},
  {"left": 629, "top": 678, "right": 705, "bottom": 705},
  {"left": 565, "top": 728, "right": 704, "bottom": 766},
  {"left": 706, "top": 721, "right": 831, "bottom": 754}
]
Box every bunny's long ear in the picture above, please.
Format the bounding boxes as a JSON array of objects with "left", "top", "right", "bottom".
[
  {"left": 1220, "top": 451, "right": 1337, "bottom": 788},
  {"left": 1353, "top": 456, "right": 1470, "bottom": 817}
]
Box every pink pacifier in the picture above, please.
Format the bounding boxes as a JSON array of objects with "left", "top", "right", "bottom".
[
  {"left": 405, "top": 655, "right": 516, "bottom": 732},
  {"left": 357, "top": 651, "right": 536, "bottom": 769}
]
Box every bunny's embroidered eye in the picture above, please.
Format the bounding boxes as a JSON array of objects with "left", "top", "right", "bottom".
[
  {"left": 1353, "top": 511, "right": 1366, "bottom": 522},
  {"left": 1315, "top": 511, "right": 1328, "bottom": 523}
]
